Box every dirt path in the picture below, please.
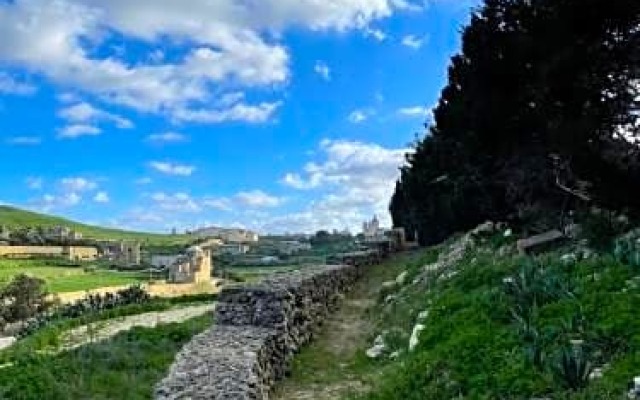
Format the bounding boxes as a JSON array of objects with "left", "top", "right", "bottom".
[
  {"left": 273, "top": 255, "right": 412, "bottom": 400},
  {"left": 60, "top": 303, "right": 214, "bottom": 351}
]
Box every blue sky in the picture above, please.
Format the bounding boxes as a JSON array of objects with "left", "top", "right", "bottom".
[{"left": 0, "top": 0, "right": 479, "bottom": 234}]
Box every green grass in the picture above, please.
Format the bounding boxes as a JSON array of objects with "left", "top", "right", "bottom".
[
  {"left": 355, "top": 238, "right": 640, "bottom": 399},
  {"left": 0, "top": 293, "right": 218, "bottom": 364},
  {"left": 0, "top": 205, "right": 189, "bottom": 245},
  {"left": 0, "top": 258, "right": 146, "bottom": 293},
  {"left": 0, "top": 315, "right": 211, "bottom": 400}
]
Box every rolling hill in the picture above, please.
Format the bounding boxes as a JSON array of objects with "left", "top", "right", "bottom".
[{"left": 0, "top": 205, "right": 189, "bottom": 245}]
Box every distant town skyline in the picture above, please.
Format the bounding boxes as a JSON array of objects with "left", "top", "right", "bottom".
[{"left": 0, "top": 0, "right": 480, "bottom": 234}]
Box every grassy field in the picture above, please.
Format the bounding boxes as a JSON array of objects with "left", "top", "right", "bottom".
[
  {"left": 0, "top": 205, "right": 189, "bottom": 246},
  {"left": 0, "top": 315, "right": 211, "bottom": 399},
  {"left": 0, "top": 259, "right": 146, "bottom": 293}
]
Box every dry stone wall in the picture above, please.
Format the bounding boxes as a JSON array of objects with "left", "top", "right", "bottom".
[{"left": 155, "top": 263, "right": 365, "bottom": 400}]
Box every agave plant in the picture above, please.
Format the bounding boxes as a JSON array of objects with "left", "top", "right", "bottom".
[
  {"left": 550, "top": 344, "right": 593, "bottom": 391},
  {"left": 503, "top": 261, "right": 574, "bottom": 324},
  {"left": 614, "top": 237, "right": 640, "bottom": 267}
]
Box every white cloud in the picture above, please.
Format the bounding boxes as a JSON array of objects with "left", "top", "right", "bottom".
[
  {"left": 172, "top": 101, "right": 281, "bottom": 124},
  {"left": 146, "top": 131, "right": 188, "bottom": 144},
  {"left": 397, "top": 105, "right": 431, "bottom": 117},
  {"left": 149, "top": 161, "right": 196, "bottom": 176},
  {"left": 276, "top": 139, "right": 409, "bottom": 232},
  {"left": 36, "top": 192, "right": 82, "bottom": 210},
  {"left": 0, "top": 72, "right": 36, "bottom": 95},
  {"left": 5, "top": 136, "right": 41, "bottom": 145},
  {"left": 58, "top": 101, "right": 133, "bottom": 129},
  {"left": 60, "top": 177, "right": 98, "bottom": 192},
  {"left": 401, "top": 34, "right": 426, "bottom": 49},
  {"left": 58, "top": 124, "right": 101, "bottom": 139},
  {"left": 235, "top": 190, "right": 284, "bottom": 208},
  {"left": 0, "top": 0, "right": 414, "bottom": 123},
  {"left": 314, "top": 61, "right": 331, "bottom": 81},
  {"left": 348, "top": 109, "right": 372, "bottom": 123},
  {"left": 202, "top": 198, "right": 233, "bottom": 212},
  {"left": 93, "top": 191, "right": 110, "bottom": 203},
  {"left": 365, "top": 27, "right": 387, "bottom": 41},
  {"left": 151, "top": 192, "right": 201, "bottom": 213},
  {"left": 25, "top": 176, "right": 43, "bottom": 190},
  {"left": 392, "top": 0, "right": 425, "bottom": 13}
]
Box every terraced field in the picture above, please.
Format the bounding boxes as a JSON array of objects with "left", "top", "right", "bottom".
[{"left": 0, "top": 258, "right": 146, "bottom": 293}]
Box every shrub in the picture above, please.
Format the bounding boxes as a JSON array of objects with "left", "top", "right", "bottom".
[{"left": 0, "top": 274, "right": 53, "bottom": 327}]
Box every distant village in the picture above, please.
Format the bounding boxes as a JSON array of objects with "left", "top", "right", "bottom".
[{"left": 0, "top": 217, "right": 412, "bottom": 286}]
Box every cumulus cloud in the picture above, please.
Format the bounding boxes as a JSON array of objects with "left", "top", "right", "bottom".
[
  {"left": 314, "top": 61, "right": 331, "bottom": 81},
  {"left": 0, "top": 0, "right": 416, "bottom": 123},
  {"left": 348, "top": 109, "right": 372, "bottom": 123},
  {"left": 59, "top": 101, "right": 133, "bottom": 128},
  {"left": 274, "top": 139, "right": 409, "bottom": 232},
  {"left": 149, "top": 161, "right": 196, "bottom": 176},
  {"left": 93, "top": 191, "right": 110, "bottom": 203},
  {"left": 364, "top": 27, "right": 387, "bottom": 41},
  {"left": 401, "top": 34, "right": 427, "bottom": 49},
  {"left": 58, "top": 124, "right": 101, "bottom": 139},
  {"left": 35, "top": 192, "right": 82, "bottom": 211},
  {"left": 60, "top": 177, "right": 98, "bottom": 192},
  {"left": 5, "top": 136, "right": 41, "bottom": 145},
  {"left": 0, "top": 73, "right": 36, "bottom": 95},
  {"left": 172, "top": 101, "right": 281, "bottom": 124}
]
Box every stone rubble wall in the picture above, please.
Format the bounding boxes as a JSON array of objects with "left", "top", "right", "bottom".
[{"left": 155, "top": 263, "right": 365, "bottom": 400}]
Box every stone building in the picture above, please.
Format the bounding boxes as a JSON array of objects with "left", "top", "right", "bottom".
[
  {"left": 168, "top": 245, "right": 213, "bottom": 284},
  {"left": 100, "top": 241, "right": 142, "bottom": 265},
  {"left": 362, "top": 215, "right": 382, "bottom": 238}
]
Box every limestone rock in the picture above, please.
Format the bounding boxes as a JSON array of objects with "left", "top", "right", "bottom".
[
  {"left": 395, "top": 271, "right": 408, "bottom": 286},
  {"left": 409, "top": 324, "right": 426, "bottom": 351}
]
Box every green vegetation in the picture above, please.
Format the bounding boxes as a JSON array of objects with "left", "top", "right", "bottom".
[
  {"left": 0, "top": 205, "right": 188, "bottom": 245},
  {"left": 0, "top": 315, "right": 210, "bottom": 400},
  {"left": 0, "top": 258, "right": 146, "bottom": 293},
  {"left": 275, "top": 226, "right": 640, "bottom": 399},
  {"left": 0, "top": 293, "right": 217, "bottom": 364},
  {"left": 356, "top": 236, "right": 640, "bottom": 398}
]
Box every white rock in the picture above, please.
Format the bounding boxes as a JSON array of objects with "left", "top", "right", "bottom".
[
  {"left": 396, "top": 271, "right": 408, "bottom": 285},
  {"left": 0, "top": 336, "right": 16, "bottom": 350},
  {"left": 409, "top": 324, "right": 426, "bottom": 351},
  {"left": 589, "top": 367, "right": 603, "bottom": 380},
  {"left": 389, "top": 351, "right": 400, "bottom": 359},
  {"left": 472, "top": 221, "right": 495, "bottom": 235},
  {"left": 503, "top": 229, "right": 513, "bottom": 237},
  {"left": 417, "top": 310, "right": 430, "bottom": 321},
  {"left": 382, "top": 281, "right": 396, "bottom": 290},
  {"left": 366, "top": 335, "right": 386, "bottom": 359},
  {"left": 561, "top": 253, "right": 577, "bottom": 264}
]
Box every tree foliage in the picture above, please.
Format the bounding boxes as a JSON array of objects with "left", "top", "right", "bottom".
[{"left": 391, "top": 0, "right": 640, "bottom": 245}]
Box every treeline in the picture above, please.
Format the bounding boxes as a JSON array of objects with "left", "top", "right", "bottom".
[{"left": 390, "top": 0, "right": 640, "bottom": 245}]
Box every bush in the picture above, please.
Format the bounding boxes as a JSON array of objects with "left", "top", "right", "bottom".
[{"left": 0, "top": 274, "right": 53, "bottom": 328}]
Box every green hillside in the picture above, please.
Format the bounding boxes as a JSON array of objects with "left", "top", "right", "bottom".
[{"left": 0, "top": 206, "right": 189, "bottom": 245}]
